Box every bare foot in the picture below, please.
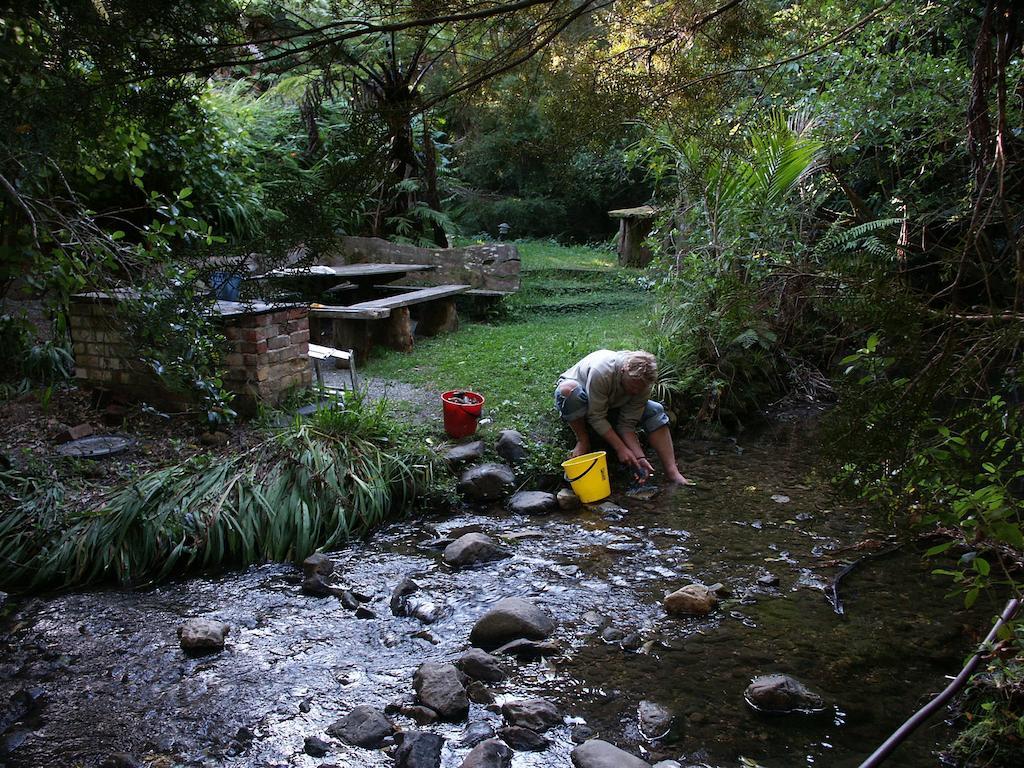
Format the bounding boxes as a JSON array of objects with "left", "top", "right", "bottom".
[{"left": 667, "top": 472, "right": 696, "bottom": 486}]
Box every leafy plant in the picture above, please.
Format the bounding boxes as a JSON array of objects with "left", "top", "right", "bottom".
[{"left": 0, "top": 412, "right": 438, "bottom": 590}]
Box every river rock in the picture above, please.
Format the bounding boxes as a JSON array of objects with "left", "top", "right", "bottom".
[
  {"left": 664, "top": 585, "right": 718, "bottom": 616},
  {"left": 302, "top": 552, "right": 334, "bottom": 578},
  {"left": 470, "top": 598, "right": 556, "bottom": 650},
  {"left": 443, "top": 533, "right": 512, "bottom": 569},
  {"left": 177, "top": 619, "right": 229, "bottom": 653},
  {"left": 744, "top": 674, "right": 826, "bottom": 713},
  {"left": 413, "top": 662, "right": 469, "bottom": 721},
  {"left": 99, "top": 755, "right": 141, "bottom": 768},
  {"left": 507, "top": 491, "right": 558, "bottom": 515},
  {"left": 652, "top": 761, "right": 682, "bottom": 768},
  {"left": 458, "top": 463, "right": 516, "bottom": 502},
  {"left": 327, "top": 704, "right": 394, "bottom": 747},
  {"left": 571, "top": 739, "right": 651, "bottom": 768},
  {"left": 460, "top": 737, "right": 513, "bottom": 768},
  {"left": 446, "top": 440, "right": 485, "bottom": 465},
  {"left": 501, "top": 698, "right": 562, "bottom": 732},
  {"left": 399, "top": 705, "right": 439, "bottom": 725},
  {"left": 456, "top": 648, "right": 506, "bottom": 682},
  {"left": 556, "top": 488, "right": 581, "bottom": 510},
  {"left": 391, "top": 577, "right": 420, "bottom": 615},
  {"left": 495, "top": 430, "right": 527, "bottom": 463},
  {"left": 638, "top": 700, "right": 673, "bottom": 740},
  {"left": 498, "top": 725, "right": 549, "bottom": 750},
  {"left": 303, "top": 735, "right": 330, "bottom": 757},
  {"left": 394, "top": 730, "right": 444, "bottom": 768},
  {"left": 490, "top": 637, "right": 560, "bottom": 659},
  {"left": 458, "top": 721, "right": 497, "bottom": 748},
  {"left": 466, "top": 680, "right": 496, "bottom": 705}
]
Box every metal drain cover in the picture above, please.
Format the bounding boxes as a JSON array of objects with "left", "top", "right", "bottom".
[{"left": 55, "top": 434, "right": 133, "bottom": 459}]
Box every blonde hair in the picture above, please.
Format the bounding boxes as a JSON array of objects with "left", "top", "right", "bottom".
[{"left": 621, "top": 351, "right": 658, "bottom": 385}]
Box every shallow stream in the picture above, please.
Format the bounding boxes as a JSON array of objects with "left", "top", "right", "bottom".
[{"left": 0, "top": 421, "right": 990, "bottom": 767}]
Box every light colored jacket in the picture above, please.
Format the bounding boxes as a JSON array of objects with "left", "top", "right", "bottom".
[{"left": 559, "top": 349, "right": 648, "bottom": 436}]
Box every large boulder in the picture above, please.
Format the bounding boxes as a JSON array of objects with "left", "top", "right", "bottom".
[
  {"left": 507, "top": 491, "right": 558, "bottom": 515},
  {"left": 460, "top": 738, "right": 513, "bottom": 768},
  {"left": 469, "top": 598, "right": 556, "bottom": 650},
  {"left": 458, "top": 463, "right": 516, "bottom": 502},
  {"left": 744, "top": 674, "right": 826, "bottom": 714},
  {"left": 177, "top": 619, "right": 229, "bottom": 654},
  {"left": 413, "top": 662, "right": 469, "bottom": 721},
  {"left": 394, "top": 730, "right": 444, "bottom": 768},
  {"left": 443, "top": 533, "right": 512, "bottom": 569},
  {"left": 571, "top": 739, "right": 651, "bottom": 768},
  {"left": 327, "top": 705, "right": 394, "bottom": 748},
  {"left": 663, "top": 584, "right": 718, "bottom": 616}
]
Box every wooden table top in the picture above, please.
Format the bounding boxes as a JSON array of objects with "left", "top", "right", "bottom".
[{"left": 265, "top": 263, "right": 436, "bottom": 279}]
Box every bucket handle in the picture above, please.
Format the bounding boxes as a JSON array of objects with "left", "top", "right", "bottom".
[{"left": 564, "top": 455, "right": 599, "bottom": 484}]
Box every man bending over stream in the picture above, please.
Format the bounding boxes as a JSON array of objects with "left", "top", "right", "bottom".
[{"left": 554, "top": 349, "right": 694, "bottom": 486}]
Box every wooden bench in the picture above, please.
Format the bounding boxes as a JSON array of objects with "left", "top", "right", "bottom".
[{"left": 309, "top": 284, "right": 470, "bottom": 358}]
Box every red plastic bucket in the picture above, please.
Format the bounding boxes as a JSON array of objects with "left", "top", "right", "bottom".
[{"left": 441, "top": 390, "right": 484, "bottom": 438}]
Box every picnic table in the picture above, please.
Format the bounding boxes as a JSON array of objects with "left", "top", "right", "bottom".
[
  {"left": 260, "top": 264, "right": 436, "bottom": 303},
  {"left": 262, "top": 263, "right": 468, "bottom": 359}
]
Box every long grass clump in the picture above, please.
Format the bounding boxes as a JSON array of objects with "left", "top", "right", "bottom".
[{"left": 0, "top": 402, "right": 437, "bottom": 591}]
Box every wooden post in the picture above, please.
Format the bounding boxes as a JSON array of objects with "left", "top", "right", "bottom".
[{"left": 608, "top": 205, "right": 657, "bottom": 267}]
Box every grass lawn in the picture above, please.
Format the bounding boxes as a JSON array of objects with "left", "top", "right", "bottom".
[{"left": 362, "top": 239, "right": 655, "bottom": 438}]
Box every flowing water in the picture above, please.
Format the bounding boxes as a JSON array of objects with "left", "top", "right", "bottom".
[{"left": 0, "top": 421, "right": 991, "bottom": 767}]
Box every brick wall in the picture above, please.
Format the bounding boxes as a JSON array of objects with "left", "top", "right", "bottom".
[{"left": 70, "top": 293, "right": 312, "bottom": 416}]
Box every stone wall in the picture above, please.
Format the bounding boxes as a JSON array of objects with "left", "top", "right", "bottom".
[{"left": 70, "top": 293, "right": 312, "bottom": 415}]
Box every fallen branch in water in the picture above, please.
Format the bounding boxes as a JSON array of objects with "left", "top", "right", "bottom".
[{"left": 827, "top": 543, "right": 906, "bottom": 617}]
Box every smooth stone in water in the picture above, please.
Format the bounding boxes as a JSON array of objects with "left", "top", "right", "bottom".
[
  {"left": 498, "top": 725, "right": 549, "bottom": 751},
  {"left": 458, "top": 721, "right": 497, "bottom": 748},
  {"left": 571, "top": 739, "right": 651, "bottom": 768},
  {"left": 456, "top": 648, "right": 506, "bottom": 682},
  {"left": 302, "top": 552, "right": 334, "bottom": 578},
  {"left": 501, "top": 698, "right": 562, "bottom": 732},
  {"left": 744, "top": 674, "right": 826, "bottom": 713},
  {"left": 460, "top": 737, "right": 513, "bottom": 768},
  {"left": 413, "top": 662, "right": 469, "bottom": 721},
  {"left": 638, "top": 700, "right": 673, "bottom": 740},
  {"left": 490, "top": 637, "right": 559, "bottom": 659},
  {"left": 177, "top": 619, "right": 229, "bottom": 654},
  {"left": 443, "top": 533, "right": 512, "bottom": 569},
  {"left": 664, "top": 585, "right": 718, "bottom": 616},
  {"left": 391, "top": 577, "right": 420, "bottom": 616},
  {"left": 507, "top": 490, "right": 558, "bottom": 515},
  {"left": 327, "top": 705, "right": 394, "bottom": 747},
  {"left": 303, "top": 735, "right": 330, "bottom": 757},
  {"left": 394, "top": 730, "right": 444, "bottom": 768},
  {"left": 469, "top": 598, "right": 556, "bottom": 650}
]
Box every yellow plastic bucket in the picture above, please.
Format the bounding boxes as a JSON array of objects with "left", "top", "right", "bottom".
[{"left": 561, "top": 450, "right": 611, "bottom": 503}]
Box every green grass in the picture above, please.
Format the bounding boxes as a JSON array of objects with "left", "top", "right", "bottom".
[{"left": 363, "top": 239, "right": 655, "bottom": 438}]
